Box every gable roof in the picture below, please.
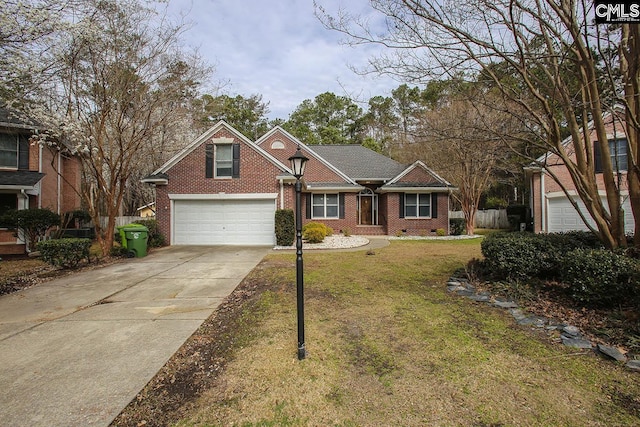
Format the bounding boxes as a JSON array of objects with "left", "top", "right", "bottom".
[
  {"left": 379, "top": 160, "right": 454, "bottom": 193},
  {"left": 149, "top": 121, "right": 290, "bottom": 176},
  {"left": 309, "top": 145, "right": 407, "bottom": 181},
  {"left": 256, "top": 127, "right": 360, "bottom": 187}
]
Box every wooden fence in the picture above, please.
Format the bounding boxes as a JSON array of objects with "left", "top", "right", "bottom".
[
  {"left": 98, "top": 216, "right": 145, "bottom": 233},
  {"left": 449, "top": 209, "right": 509, "bottom": 229}
]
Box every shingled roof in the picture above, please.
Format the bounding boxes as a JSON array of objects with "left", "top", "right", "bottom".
[
  {"left": 0, "top": 170, "right": 45, "bottom": 188},
  {"left": 309, "top": 145, "right": 407, "bottom": 181}
]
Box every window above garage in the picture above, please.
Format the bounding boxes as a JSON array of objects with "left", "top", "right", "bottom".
[{"left": 206, "top": 140, "right": 240, "bottom": 179}]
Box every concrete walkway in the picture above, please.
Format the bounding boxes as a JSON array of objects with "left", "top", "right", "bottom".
[{"left": 0, "top": 245, "right": 269, "bottom": 427}]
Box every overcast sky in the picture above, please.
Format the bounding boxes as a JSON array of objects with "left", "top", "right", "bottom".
[{"left": 163, "top": 0, "right": 400, "bottom": 120}]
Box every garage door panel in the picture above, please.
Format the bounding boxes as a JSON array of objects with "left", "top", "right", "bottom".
[
  {"left": 173, "top": 198, "right": 275, "bottom": 245},
  {"left": 548, "top": 196, "right": 635, "bottom": 233}
]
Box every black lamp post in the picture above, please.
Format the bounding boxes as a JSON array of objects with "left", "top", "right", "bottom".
[{"left": 288, "top": 146, "right": 309, "bottom": 360}]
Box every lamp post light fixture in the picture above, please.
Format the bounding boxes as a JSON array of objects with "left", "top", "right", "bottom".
[{"left": 288, "top": 146, "right": 309, "bottom": 360}]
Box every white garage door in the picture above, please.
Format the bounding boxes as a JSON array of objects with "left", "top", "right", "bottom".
[
  {"left": 547, "top": 196, "right": 635, "bottom": 234},
  {"left": 173, "top": 198, "right": 276, "bottom": 245}
]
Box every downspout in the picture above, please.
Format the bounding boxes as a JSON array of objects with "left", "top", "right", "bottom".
[
  {"left": 38, "top": 145, "right": 43, "bottom": 208},
  {"left": 541, "top": 171, "right": 546, "bottom": 233},
  {"left": 279, "top": 178, "right": 284, "bottom": 209},
  {"left": 57, "top": 153, "right": 62, "bottom": 214}
]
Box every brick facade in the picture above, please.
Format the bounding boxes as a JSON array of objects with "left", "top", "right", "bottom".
[
  {"left": 1, "top": 138, "right": 81, "bottom": 254},
  {"left": 529, "top": 112, "right": 629, "bottom": 233},
  {"left": 151, "top": 122, "right": 455, "bottom": 244}
]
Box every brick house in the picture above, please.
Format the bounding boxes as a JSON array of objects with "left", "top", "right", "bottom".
[
  {"left": 0, "top": 108, "right": 82, "bottom": 254},
  {"left": 525, "top": 111, "right": 634, "bottom": 234},
  {"left": 143, "top": 121, "right": 455, "bottom": 246}
]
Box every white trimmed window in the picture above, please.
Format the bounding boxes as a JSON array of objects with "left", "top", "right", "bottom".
[
  {"left": 312, "top": 193, "right": 339, "bottom": 219},
  {"left": 215, "top": 144, "right": 233, "bottom": 178},
  {"left": 404, "top": 193, "right": 431, "bottom": 218}
]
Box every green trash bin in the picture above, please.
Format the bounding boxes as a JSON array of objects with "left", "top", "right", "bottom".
[{"left": 118, "top": 224, "right": 148, "bottom": 258}]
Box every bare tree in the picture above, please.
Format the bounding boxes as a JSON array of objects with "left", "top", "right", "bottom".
[
  {"left": 318, "top": 0, "right": 640, "bottom": 249},
  {"left": 403, "top": 94, "right": 514, "bottom": 234}
]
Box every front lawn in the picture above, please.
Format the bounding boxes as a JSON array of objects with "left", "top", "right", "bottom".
[{"left": 114, "top": 239, "right": 640, "bottom": 426}]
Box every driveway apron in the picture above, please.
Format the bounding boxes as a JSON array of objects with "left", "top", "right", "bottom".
[{"left": 0, "top": 245, "right": 268, "bottom": 427}]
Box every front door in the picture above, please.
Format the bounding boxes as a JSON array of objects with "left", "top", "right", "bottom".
[{"left": 360, "top": 196, "right": 373, "bottom": 225}]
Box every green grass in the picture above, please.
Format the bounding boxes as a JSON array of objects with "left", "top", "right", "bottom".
[{"left": 175, "top": 240, "right": 640, "bottom": 427}]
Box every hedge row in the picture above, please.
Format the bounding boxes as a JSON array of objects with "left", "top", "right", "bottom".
[
  {"left": 37, "top": 238, "right": 91, "bottom": 268},
  {"left": 480, "top": 231, "right": 638, "bottom": 307}
]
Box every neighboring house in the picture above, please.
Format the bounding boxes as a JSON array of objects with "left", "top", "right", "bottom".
[
  {"left": 0, "top": 107, "right": 82, "bottom": 254},
  {"left": 136, "top": 202, "right": 156, "bottom": 218},
  {"left": 143, "top": 121, "right": 455, "bottom": 246},
  {"left": 525, "top": 111, "right": 635, "bottom": 234}
]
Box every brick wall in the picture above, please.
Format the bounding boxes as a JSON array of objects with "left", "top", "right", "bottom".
[
  {"left": 155, "top": 128, "right": 286, "bottom": 240},
  {"left": 386, "top": 192, "right": 450, "bottom": 236}
]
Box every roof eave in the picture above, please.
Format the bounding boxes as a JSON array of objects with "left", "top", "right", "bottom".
[{"left": 378, "top": 186, "right": 457, "bottom": 193}]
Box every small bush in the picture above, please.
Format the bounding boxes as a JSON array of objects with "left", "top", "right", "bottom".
[
  {"left": 450, "top": 218, "right": 465, "bottom": 236},
  {"left": 302, "top": 222, "right": 329, "bottom": 243},
  {"left": 275, "top": 209, "right": 295, "bottom": 246},
  {"left": 436, "top": 228, "right": 446, "bottom": 236},
  {"left": 133, "top": 219, "right": 166, "bottom": 248},
  {"left": 37, "top": 238, "right": 91, "bottom": 268},
  {"left": 562, "top": 249, "right": 640, "bottom": 307},
  {"left": 342, "top": 227, "right": 352, "bottom": 237}
]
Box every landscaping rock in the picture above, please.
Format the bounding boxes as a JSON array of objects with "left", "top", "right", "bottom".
[
  {"left": 597, "top": 344, "right": 627, "bottom": 362},
  {"left": 517, "top": 316, "right": 547, "bottom": 328},
  {"left": 494, "top": 300, "right": 518, "bottom": 309},
  {"left": 562, "top": 325, "right": 582, "bottom": 338},
  {"left": 626, "top": 360, "right": 640, "bottom": 372},
  {"left": 561, "top": 335, "right": 593, "bottom": 349}
]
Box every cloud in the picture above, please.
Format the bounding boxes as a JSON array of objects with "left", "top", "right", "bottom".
[{"left": 166, "top": 0, "right": 400, "bottom": 119}]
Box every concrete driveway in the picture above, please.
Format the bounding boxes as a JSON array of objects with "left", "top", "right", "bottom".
[{"left": 0, "top": 245, "right": 269, "bottom": 427}]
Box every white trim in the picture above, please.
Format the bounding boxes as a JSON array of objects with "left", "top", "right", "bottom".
[
  {"left": 378, "top": 186, "right": 451, "bottom": 193},
  {"left": 168, "top": 193, "right": 278, "bottom": 200}
]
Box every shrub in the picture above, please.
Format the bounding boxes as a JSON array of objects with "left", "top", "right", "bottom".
[
  {"left": 450, "top": 218, "right": 465, "bottom": 236},
  {"left": 37, "top": 238, "right": 91, "bottom": 268},
  {"left": 1, "top": 208, "right": 60, "bottom": 250},
  {"left": 562, "top": 249, "right": 640, "bottom": 307},
  {"left": 133, "top": 218, "right": 166, "bottom": 248},
  {"left": 342, "top": 227, "right": 352, "bottom": 237},
  {"left": 481, "top": 231, "right": 605, "bottom": 282},
  {"left": 436, "top": 228, "right": 446, "bottom": 236},
  {"left": 275, "top": 209, "right": 295, "bottom": 246},
  {"left": 302, "top": 222, "right": 329, "bottom": 243},
  {"left": 481, "top": 232, "right": 557, "bottom": 281}
]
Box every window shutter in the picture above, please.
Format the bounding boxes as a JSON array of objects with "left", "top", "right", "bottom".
[
  {"left": 232, "top": 143, "right": 240, "bottom": 178},
  {"left": 305, "top": 193, "right": 311, "bottom": 219},
  {"left": 431, "top": 193, "right": 438, "bottom": 218},
  {"left": 339, "top": 193, "right": 345, "bottom": 219},
  {"left": 18, "top": 135, "right": 29, "bottom": 170},
  {"left": 205, "top": 144, "right": 214, "bottom": 178},
  {"left": 399, "top": 193, "right": 405, "bottom": 218},
  {"left": 594, "top": 141, "right": 603, "bottom": 173}
]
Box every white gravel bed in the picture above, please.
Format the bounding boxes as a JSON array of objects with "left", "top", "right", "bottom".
[
  {"left": 389, "top": 234, "right": 482, "bottom": 240},
  {"left": 273, "top": 234, "right": 370, "bottom": 250}
]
